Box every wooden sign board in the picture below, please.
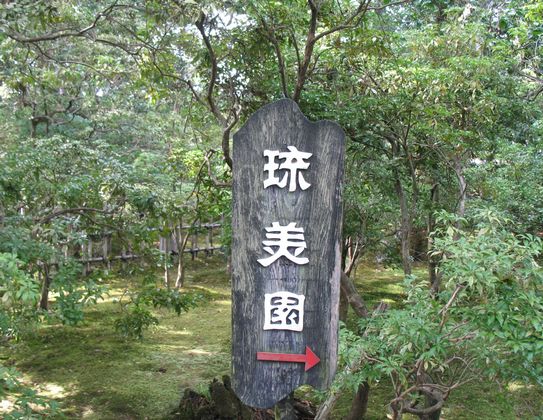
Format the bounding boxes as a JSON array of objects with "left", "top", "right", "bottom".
[{"left": 232, "top": 99, "right": 345, "bottom": 408}]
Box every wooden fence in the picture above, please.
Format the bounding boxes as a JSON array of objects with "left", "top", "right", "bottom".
[{"left": 79, "top": 222, "right": 223, "bottom": 273}]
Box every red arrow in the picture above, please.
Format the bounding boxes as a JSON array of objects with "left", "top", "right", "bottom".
[{"left": 256, "top": 346, "right": 320, "bottom": 371}]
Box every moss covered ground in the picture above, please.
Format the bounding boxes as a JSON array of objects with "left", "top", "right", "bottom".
[{"left": 1, "top": 257, "right": 541, "bottom": 419}]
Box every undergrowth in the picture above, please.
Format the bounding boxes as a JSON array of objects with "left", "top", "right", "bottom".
[{"left": 1, "top": 257, "right": 541, "bottom": 419}]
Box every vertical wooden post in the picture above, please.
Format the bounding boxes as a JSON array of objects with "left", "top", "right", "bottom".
[
  {"left": 206, "top": 223, "right": 213, "bottom": 256},
  {"left": 207, "top": 226, "right": 213, "bottom": 255},
  {"left": 103, "top": 235, "right": 111, "bottom": 270},
  {"left": 175, "top": 218, "right": 185, "bottom": 288},
  {"left": 121, "top": 243, "right": 127, "bottom": 270},
  {"left": 191, "top": 229, "right": 197, "bottom": 260}
]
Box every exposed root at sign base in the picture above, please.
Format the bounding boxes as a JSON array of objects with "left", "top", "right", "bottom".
[{"left": 175, "top": 375, "right": 316, "bottom": 419}]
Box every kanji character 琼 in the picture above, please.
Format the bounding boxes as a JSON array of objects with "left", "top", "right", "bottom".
[{"left": 263, "top": 146, "right": 312, "bottom": 192}]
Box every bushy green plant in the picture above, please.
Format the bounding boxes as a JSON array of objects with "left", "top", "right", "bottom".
[
  {"left": 51, "top": 262, "right": 106, "bottom": 325},
  {"left": 115, "top": 274, "right": 203, "bottom": 339},
  {"left": 0, "top": 253, "right": 40, "bottom": 339},
  {"left": 335, "top": 211, "right": 543, "bottom": 418}
]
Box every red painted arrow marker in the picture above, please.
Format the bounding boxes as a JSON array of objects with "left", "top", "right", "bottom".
[{"left": 256, "top": 346, "right": 320, "bottom": 371}]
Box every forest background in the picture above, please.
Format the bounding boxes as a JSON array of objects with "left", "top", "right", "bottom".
[{"left": 0, "top": 0, "right": 542, "bottom": 418}]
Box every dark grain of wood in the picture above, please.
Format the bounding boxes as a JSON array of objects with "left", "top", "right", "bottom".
[{"left": 232, "top": 99, "right": 344, "bottom": 408}]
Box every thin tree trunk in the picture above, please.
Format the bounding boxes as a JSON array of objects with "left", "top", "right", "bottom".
[
  {"left": 121, "top": 245, "right": 127, "bottom": 270},
  {"left": 454, "top": 155, "right": 467, "bottom": 224},
  {"left": 86, "top": 240, "right": 92, "bottom": 275},
  {"left": 206, "top": 224, "right": 212, "bottom": 256},
  {"left": 0, "top": 201, "right": 4, "bottom": 228},
  {"left": 428, "top": 183, "right": 440, "bottom": 294},
  {"left": 339, "top": 286, "right": 349, "bottom": 322},
  {"left": 394, "top": 178, "right": 412, "bottom": 275},
  {"left": 346, "top": 382, "right": 370, "bottom": 420},
  {"left": 339, "top": 238, "right": 350, "bottom": 321},
  {"left": 340, "top": 272, "right": 369, "bottom": 318},
  {"left": 163, "top": 231, "right": 170, "bottom": 288},
  {"left": 315, "top": 298, "right": 385, "bottom": 420},
  {"left": 174, "top": 222, "right": 184, "bottom": 288},
  {"left": 39, "top": 263, "right": 51, "bottom": 310}
]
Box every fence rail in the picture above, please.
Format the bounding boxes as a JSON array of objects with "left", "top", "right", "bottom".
[{"left": 75, "top": 221, "right": 224, "bottom": 273}]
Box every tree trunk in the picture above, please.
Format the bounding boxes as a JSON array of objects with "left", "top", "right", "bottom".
[
  {"left": 346, "top": 382, "right": 370, "bottom": 420},
  {"left": 120, "top": 243, "right": 129, "bottom": 271},
  {"left": 454, "top": 155, "right": 467, "bottom": 225},
  {"left": 420, "top": 373, "right": 442, "bottom": 420},
  {"left": 85, "top": 240, "right": 92, "bottom": 275},
  {"left": 206, "top": 224, "right": 213, "bottom": 256},
  {"left": 340, "top": 272, "right": 369, "bottom": 318},
  {"left": 339, "top": 286, "right": 349, "bottom": 322},
  {"left": 394, "top": 177, "right": 412, "bottom": 275},
  {"left": 163, "top": 233, "right": 170, "bottom": 288},
  {"left": 428, "top": 183, "right": 440, "bottom": 294},
  {"left": 339, "top": 239, "right": 350, "bottom": 321},
  {"left": 39, "top": 263, "right": 51, "bottom": 310},
  {"left": 0, "top": 201, "right": 4, "bottom": 228}
]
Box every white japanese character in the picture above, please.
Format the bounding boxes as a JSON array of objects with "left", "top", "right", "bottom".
[
  {"left": 264, "top": 292, "right": 305, "bottom": 332},
  {"left": 263, "top": 146, "right": 312, "bottom": 192},
  {"left": 257, "top": 222, "right": 309, "bottom": 267}
]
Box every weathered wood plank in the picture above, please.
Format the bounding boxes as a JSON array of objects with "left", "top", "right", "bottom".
[{"left": 232, "top": 99, "right": 344, "bottom": 408}]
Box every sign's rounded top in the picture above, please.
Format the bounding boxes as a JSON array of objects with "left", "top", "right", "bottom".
[{"left": 234, "top": 98, "right": 345, "bottom": 143}]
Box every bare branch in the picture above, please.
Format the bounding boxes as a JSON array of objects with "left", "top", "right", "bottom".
[
  {"left": 289, "top": 27, "right": 302, "bottom": 72},
  {"left": 6, "top": 3, "right": 131, "bottom": 44},
  {"left": 221, "top": 111, "right": 237, "bottom": 169},
  {"left": 340, "top": 271, "right": 369, "bottom": 318},
  {"left": 313, "top": 1, "right": 371, "bottom": 43},
  {"left": 368, "top": 0, "right": 412, "bottom": 11},
  {"left": 260, "top": 18, "right": 290, "bottom": 98},
  {"left": 195, "top": 12, "right": 226, "bottom": 126},
  {"left": 38, "top": 207, "right": 111, "bottom": 224},
  {"left": 344, "top": 239, "right": 361, "bottom": 276},
  {"left": 292, "top": 0, "right": 320, "bottom": 102},
  {"left": 204, "top": 150, "right": 232, "bottom": 188},
  {"left": 439, "top": 284, "right": 465, "bottom": 329}
]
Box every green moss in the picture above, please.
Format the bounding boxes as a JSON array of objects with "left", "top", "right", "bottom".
[{"left": 1, "top": 258, "right": 541, "bottom": 419}]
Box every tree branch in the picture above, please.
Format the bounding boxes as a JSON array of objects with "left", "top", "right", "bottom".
[
  {"left": 260, "top": 18, "right": 290, "bottom": 98},
  {"left": 38, "top": 207, "right": 111, "bottom": 224},
  {"left": 204, "top": 150, "right": 232, "bottom": 188},
  {"left": 195, "top": 12, "right": 226, "bottom": 126},
  {"left": 6, "top": 3, "right": 129, "bottom": 44},
  {"left": 292, "top": 0, "right": 319, "bottom": 102}
]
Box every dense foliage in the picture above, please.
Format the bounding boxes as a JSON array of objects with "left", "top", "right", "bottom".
[{"left": 0, "top": 0, "right": 542, "bottom": 417}]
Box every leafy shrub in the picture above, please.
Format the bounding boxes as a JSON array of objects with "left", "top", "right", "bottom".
[
  {"left": 51, "top": 262, "right": 106, "bottom": 325},
  {"left": 0, "top": 253, "right": 40, "bottom": 339},
  {"left": 335, "top": 211, "right": 543, "bottom": 418},
  {"left": 115, "top": 275, "right": 203, "bottom": 339}
]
